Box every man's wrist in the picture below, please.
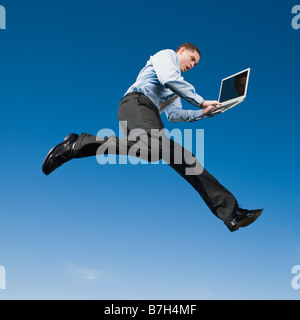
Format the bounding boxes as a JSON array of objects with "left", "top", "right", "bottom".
[{"left": 200, "top": 99, "right": 206, "bottom": 109}]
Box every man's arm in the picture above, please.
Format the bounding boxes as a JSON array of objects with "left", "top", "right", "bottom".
[
  {"left": 164, "top": 99, "right": 200, "bottom": 122},
  {"left": 164, "top": 98, "right": 218, "bottom": 122}
]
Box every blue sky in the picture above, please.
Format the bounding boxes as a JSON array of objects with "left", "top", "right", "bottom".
[{"left": 0, "top": 0, "right": 300, "bottom": 300}]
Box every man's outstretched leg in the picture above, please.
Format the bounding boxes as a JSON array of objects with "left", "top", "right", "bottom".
[
  {"left": 42, "top": 133, "right": 79, "bottom": 175},
  {"left": 42, "top": 130, "right": 153, "bottom": 175},
  {"left": 161, "top": 137, "right": 263, "bottom": 232}
]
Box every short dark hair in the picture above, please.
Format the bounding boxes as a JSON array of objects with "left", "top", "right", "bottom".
[{"left": 176, "top": 43, "right": 201, "bottom": 58}]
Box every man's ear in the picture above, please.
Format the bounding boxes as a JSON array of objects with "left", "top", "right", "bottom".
[{"left": 178, "top": 46, "right": 186, "bottom": 55}]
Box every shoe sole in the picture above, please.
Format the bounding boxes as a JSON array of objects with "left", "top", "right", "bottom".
[
  {"left": 231, "top": 209, "right": 263, "bottom": 231},
  {"left": 42, "top": 134, "right": 78, "bottom": 175}
]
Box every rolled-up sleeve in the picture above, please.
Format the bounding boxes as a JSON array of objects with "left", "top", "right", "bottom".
[{"left": 151, "top": 50, "right": 204, "bottom": 108}]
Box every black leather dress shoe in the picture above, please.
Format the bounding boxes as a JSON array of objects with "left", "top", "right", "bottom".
[
  {"left": 227, "top": 207, "right": 263, "bottom": 232},
  {"left": 42, "top": 133, "right": 79, "bottom": 175}
]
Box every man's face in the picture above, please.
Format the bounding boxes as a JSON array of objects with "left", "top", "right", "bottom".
[{"left": 177, "top": 47, "right": 200, "bottom": 73}]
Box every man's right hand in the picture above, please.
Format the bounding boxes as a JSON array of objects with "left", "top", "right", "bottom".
[
  {"left": 202, "top": 105, "right": 219, "bottom": 117},
  {"left": 201, "top": 100, "right": 222, "bottom": 117}
]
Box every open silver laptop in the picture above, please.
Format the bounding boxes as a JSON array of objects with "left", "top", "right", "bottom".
[{"left": 209, "top": 68, "right": 250, "bottom": 116}]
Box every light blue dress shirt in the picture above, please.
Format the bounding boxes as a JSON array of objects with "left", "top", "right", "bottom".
[{"left": 125, "top": 49, "right": 205, "bottom": 122}]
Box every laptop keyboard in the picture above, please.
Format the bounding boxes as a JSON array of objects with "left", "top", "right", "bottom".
[
  {"left": 220, "top": 102, "right": 236, "bottom": 109},
  {"left": 211, "top": 102, "right": 236, "bottom": 114}
]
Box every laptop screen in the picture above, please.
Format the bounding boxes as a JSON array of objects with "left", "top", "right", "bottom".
[{"left": 219, "top": 70, "right": 249, "bottom": 103}]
